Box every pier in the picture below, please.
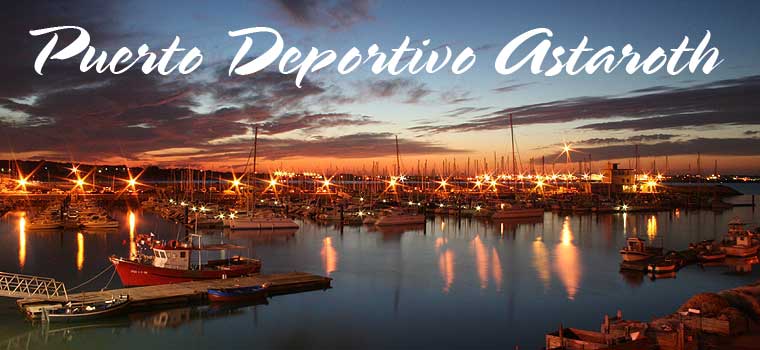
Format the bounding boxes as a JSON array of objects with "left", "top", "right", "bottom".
[{"left": 14, "top": 272, "right": 332, "bottom": 313}]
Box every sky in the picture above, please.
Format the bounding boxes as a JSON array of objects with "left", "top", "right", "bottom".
[{"left": 1, "top": 0, "right": 759, "bottom": 174}]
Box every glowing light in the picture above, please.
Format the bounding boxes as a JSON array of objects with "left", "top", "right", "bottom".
[
  {"left": 436, "top": 178, "right": 449, "bottom": 191},
  {"left": 535, "top": 179, "right": 545, "bottom": 192},
  {"left": 621, "top": 204, "right": 629, "bottom": 211},
  {"left": 19, "top": 217, "right": 26, "bottom": 269},
  {"left": 76, "top": 232, "right": 85, "bottom": 271},
  {"left": 491, "top": 247, "right": 503, "bottom": 292},
  {"left": 120, "top": 167, "right": 145, "bottom": 193}
]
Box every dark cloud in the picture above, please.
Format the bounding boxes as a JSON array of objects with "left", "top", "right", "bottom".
[
  {"left": 0, "top": 1, "right": 130, "bottom": 99},
  {"left": 359, "top": 78, "right": 431, "bottom": 104},
  {"left": 745, "top": 130, "right": 760, "bottom": 136},
  {"left": 412, "top": 75, "right": 760, "bottom": 134},
  {"left": 570, "top": 137, "right": 760, "bottom": 160},
  {"left": 442, "top": 106, "right": 494, "bottom": 118},
  {"left": 260, "top": 132, "right": 464, "bottom": 159},
  {"left": 272, "top": 0, "right": 374, "bottom": 30},
  {"left": 574, "top": 134, "right": 677, "bottom": 145},
  {"left": 439, "top": 90, "right": 475, "bottom": 104},
  {"left": 628, "top": 85, "right": 672, "bottom": 94},
  {"left": 260, "top": 113, "right": 378, "bottom": 135},
  {"left": 492, "top": 82, "right": 535, "bottom": 94}
]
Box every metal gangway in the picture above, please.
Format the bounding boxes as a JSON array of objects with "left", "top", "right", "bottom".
[{"left": 0, "top": 272, "right": 67, "bottom": 300}]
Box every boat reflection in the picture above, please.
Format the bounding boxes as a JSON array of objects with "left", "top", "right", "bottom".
[
  {"left": 370, "top": 223, "right": 424, "bottom": 236},
  {"left": 436, "top": 237, "right": 455, "bottom": 293},
  {"left": 619, "top": 270, "right": 644, "bottom": 287},
  {"left": 1, "top": 301, "right": 268, "bottom": 350},
  {"left": 555, "top": 216, "right": 581, "bottom": 300},
  {"left": 19, "top": 216, "right": 26, "bottom": 270},
  {"left": 725, "top": 256, "right": 759, "bottom": 274},
  {"left": 227, "top": 228, "right": 297, "bottom": 244},
  {"left": 321, "top": 236, "right": 338, "bottom": 276}
]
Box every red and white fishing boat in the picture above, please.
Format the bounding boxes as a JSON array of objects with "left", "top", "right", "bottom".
[{"left": 109, "top": 238, "right": 261, "bottom": 287}]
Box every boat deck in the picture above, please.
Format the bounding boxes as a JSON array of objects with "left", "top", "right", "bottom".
[{"left": 16, "top": 271, "right": 332, "bottom": 311}]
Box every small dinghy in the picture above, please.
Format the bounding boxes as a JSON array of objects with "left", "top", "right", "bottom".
[
  {"left": 207, "top": 283, "right": 269, "bottom": 302},
  {"left": 44, "top": 295, "right": 130, "bottom": 322}
]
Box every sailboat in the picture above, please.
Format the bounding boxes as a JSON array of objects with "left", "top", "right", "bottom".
[
  {"left": 225, "top": 126, "right": 299, "bottom": 231},
  {"left": 373, "top": 136, "right": 425, "bottom": 227}
]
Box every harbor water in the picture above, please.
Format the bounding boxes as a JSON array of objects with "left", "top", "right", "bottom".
[{"left": 0, "top": 193, "right": 759, "bottom": 349}]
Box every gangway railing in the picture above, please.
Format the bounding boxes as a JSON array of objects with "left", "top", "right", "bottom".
[{"left": 0, "top": 272, "right": 67, "bottom": 300}]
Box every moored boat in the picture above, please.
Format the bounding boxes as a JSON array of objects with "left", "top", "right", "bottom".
[
  {"left": 720, "top": 219, "right": 759, "bottom": 258},
  {"left": 491, "top": 205, "right": 544, "bottom": 220},
  {"left": 619, "top": 237, "right": 662, "bottom": 262},
  {"left": 374, "top": 210, "right": 425, "bottom": 226},
  {"left": 110, "top": 239, "right": 261, "bottom": 287},
  {"left": 41, "top": 295, "right": 130, "bottom": 322},
  {"left": 207, "top": 283, "right": 270, "bottom": 302}
]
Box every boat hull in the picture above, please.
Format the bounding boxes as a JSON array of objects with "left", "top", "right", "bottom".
[
  {"left": 721, "top": 245, "right": 759, "bottom": 258},
  {"left": 491, "top": 208, "right": 544, "bottom": 219},
  {"left": 374, "top": 215, "right": 426, "bottom": 226},
  {"left": 619, "top": 251, "right": 652, "bottom": 262},
  {"left": 226, "top": 218, "right": 299, "bottom": 230},
  {"left": 110, "top": 257, "right": 261, "bottom": 287},
  {"left": 45, "top": 300, "right": 131, "bottom": 322},
  {"left": 207, "top": 286, "right": 268, "bottom": 302}
]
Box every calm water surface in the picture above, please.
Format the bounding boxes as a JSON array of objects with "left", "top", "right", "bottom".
[{"left": 1, "top": 194, "right": 759, "bottom": 349}]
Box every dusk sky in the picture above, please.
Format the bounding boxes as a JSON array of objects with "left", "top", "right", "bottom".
[{"left": 1, "top": 0, "right": 759, "bottom": 173}]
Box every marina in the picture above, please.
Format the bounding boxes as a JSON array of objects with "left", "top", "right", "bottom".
[
  {"left": 0, "top": 187, "right": 759, "bottom": 348},
  {"left": 15, "top": 272, "right": 331, "bottom": 317}
]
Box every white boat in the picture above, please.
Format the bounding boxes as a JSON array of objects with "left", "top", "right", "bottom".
[
  {"left": 620, "top": 237, "right": 662, "bottom": 262},
  {"left": 82, "top": 215, "right": 120, "bottom": 229},
  {"left": 374, "top": 210, "right": 425, "bottom": 226},
  {"left": 225, "top": 215, "right": 299, "bottom": 230},
  {"left": 721, "top": 219, "right": 759, "bottom": 257},
  {"left": 27, "top": 219, "right": 63, "bottom": 230}
]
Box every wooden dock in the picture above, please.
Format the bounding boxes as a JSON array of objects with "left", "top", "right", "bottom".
[{"left": 16, "top": 271, "right": 331, "bottom": 311}]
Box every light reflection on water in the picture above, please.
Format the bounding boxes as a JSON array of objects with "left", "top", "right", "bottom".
[
  {"left": 76, "top": 232, "right": 84, "bottom": 271},
  {"left": 555, "top": 216, "right": 581, "bottom": 300},
  {"left": 18, "top": 216, "right": 25, "bottom": 270},
  {"left": 1, "top": 196, "right": 760, "bottom": 349},
  {"left": 321, "top": 236, "right": 338, "bottom": 276}
]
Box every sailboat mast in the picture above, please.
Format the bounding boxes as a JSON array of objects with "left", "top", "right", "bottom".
[
  {"left": 395, "top": 135, "right": 401, "bottom": 176},
  {"left": 250, "top": 126, "right": 258, "bottom": 211},
  {"left": 509, "top": 113, "right": 517, "bottom": 174}
]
